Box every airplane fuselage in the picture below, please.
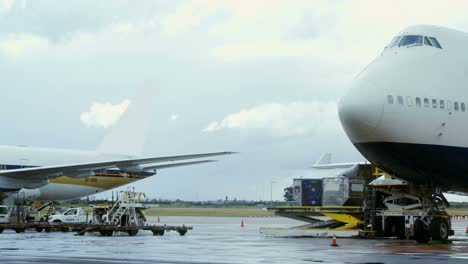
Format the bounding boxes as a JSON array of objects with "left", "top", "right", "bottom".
[{"left": 339, "top": 25, "right": 468, "bottom": 193}]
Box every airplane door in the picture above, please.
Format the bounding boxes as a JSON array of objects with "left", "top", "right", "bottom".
[{"left": 441, "top": 100, "right": 453, "bottom": 138}]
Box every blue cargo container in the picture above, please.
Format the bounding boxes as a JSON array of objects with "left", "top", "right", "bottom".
[{"left": 293, "top": 179, "right": 322, "bottom": 206}]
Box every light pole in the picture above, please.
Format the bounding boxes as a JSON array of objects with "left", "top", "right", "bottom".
[{"left": 270, "top": 180, "right": 277, "bottom": 205}]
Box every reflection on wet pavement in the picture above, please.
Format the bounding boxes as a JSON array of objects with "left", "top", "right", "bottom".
[{"left": 0, "top": 217, "right": 466, "bottom": 264}]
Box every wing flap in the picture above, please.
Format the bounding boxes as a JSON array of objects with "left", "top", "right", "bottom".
[{"left": 142, "top": 160, "right": 217, "bottom": 170}]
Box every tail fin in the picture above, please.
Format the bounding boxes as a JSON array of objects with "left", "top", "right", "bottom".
[
  {"left": 314, "top": 153, "right": 332, "bottom": 166},
  {"left": 97, "top": 85, "right": 158, "bottom": 156}
]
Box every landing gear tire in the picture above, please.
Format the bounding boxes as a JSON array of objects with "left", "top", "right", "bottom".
[
  {"left": 127, "top": 229, "right": 138, "bottom": 236},
  {"left": 152, "top": 230, "right": 165, "bottom": 236},
  {"left": 15, "top": 228, "right": 25, "bottom": 233},
  {"left": 99, "top": 230, "right": 113, "bottom": 236},
  {"left": 430, "top": 217, "right": 449, "bottom": 242},
  {"left": 414, "top": 218, "right": 431, "bottom": 243}
]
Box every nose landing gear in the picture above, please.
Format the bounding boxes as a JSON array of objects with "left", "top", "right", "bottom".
[
  {"left": 430, "top": 217, "right": 450, "bottom": 241},
  {"left": 366, "top": 177, "right": 454, "bottom": 243},
  {"left": 414, "top": 215, "right": 450, "bottom": 243}
]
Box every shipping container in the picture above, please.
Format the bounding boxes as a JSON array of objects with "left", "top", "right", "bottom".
[
  {"left": 322, "top": 176, "right": 366, "bottom": 206},
  {"left": 293, "top": 179, "right": 323, "bottom": 206}
]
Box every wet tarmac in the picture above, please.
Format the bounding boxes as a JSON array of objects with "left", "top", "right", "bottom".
[{"left": 0, "top": 216, "right": 467, "bottom": 264}]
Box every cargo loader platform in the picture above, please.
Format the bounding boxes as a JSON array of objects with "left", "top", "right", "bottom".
[
  {"left": 265, "top": 164, "right": 457, "bottom": 242},
  {"left": 0, "top": 221, "right": 193, "bottom": 236},
  {"left": 260, "top": 206, "right": 365, "bottom": 237},
  {"left": 0, "top": 190, "right": 192, "bottom": 237}
]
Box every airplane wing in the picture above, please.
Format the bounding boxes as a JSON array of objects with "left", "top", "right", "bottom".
[
  {"left": 446, "top": 191, "right": 468, "bottom": 197},
  {"left": 0, "top": 152, "right": 234, "bottom": 190},
  {"left": 312, "top": 162, "right": 365, "bottom": 169}
]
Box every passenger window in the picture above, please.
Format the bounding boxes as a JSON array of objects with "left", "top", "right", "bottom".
[
  {"left": 416, "top": 97, "right": 422, "bottom": 107},
  {"left": 462, "top": 103, "right": 466, "bottom": 112},
  {"left": 406, "top": 96, "right": 413, "bottom": 106},
  {"left": 424, "top": 98, "right": 430, "bottom": 108},
  {"left": 387, "top": 95, "right": 393, "bottom": 104},
  {"left": 424, "top": 37, "right": 433, "bottom": 46},
  {"left": 429, "top": 37, "right": 442, "bottom": 49},
  {"left": 432, "top": 99, "right": 437, "bottom": 108},
  {"left": 397, "top": 96, "right": 404, "bottom": 105},
  {"left": 447, "top": 100, "right": 452, "bottom": 110},
  {"left": 399, "top": 35, "right": 423, "bottom": 47},
  {"left": 439, "top": 100, "right": 445, "bottom": 109},
  {"left": 454, "top": 102, "right": 459, "bottom": 111}
]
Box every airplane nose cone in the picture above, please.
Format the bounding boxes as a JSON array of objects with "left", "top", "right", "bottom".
[{"left": 338, "top": 80, "right": 383, "bottom": 143}]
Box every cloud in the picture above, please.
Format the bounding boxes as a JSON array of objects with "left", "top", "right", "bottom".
[
  {"left": 160, "top": 0, "right": 468, "bottom": 65},
  {"left": 0, "top": 34, "right": 49, "bottom": 56},
  {"left": 80, "top": 99, "right": 131, "bottom": 128},
  {"left": 160, "top": 4, "right": 201, "bottom": 34},
  {"left": 203, "top": 101, "right": 340, "bottom": 137},
  {"left": 0, "top": 0, "right": 13, "bottom": 13},
  {"left": 158, "top": 0, "right": 376, "bottom": 64},
  {"left": 169, "top": 114, "right": 179, "bottom": 121},
  {"left": 111, "top": 23, "right": 137, "bottom": 33}
]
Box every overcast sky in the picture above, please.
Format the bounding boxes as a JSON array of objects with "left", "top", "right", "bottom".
[{"left": 1, "top": 0, "right": 468, "bottom": 202}]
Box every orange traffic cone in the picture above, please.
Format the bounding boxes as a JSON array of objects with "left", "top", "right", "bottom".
[
  {"left": 240, "top": 219, "right": 245, "bottom": 228},
  {"left": 331, "top": 234, "right": 338, "bottom": 247},
  {"left": 157, "top": 216, "right": 160, "bottom": 223}
]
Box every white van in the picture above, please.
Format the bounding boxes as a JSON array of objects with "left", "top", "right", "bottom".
[{"left": 48, "top": 207, "right": 93, "bottom": 223}]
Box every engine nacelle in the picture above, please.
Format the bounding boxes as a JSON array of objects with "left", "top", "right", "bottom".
[
  {"left": 2, "top": 188, "right": 41, "bottom": 205},
  {"left": 0, "top": 175, "right": 48, "bottom": 190},
  {"left": 117, "top": 164, "right": 144, "bottom": 173}
]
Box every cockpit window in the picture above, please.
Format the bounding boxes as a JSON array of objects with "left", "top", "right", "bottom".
[
  {"left": 424, "top": 37, "right": 433, "bottom": 46},
  {"left": 399, "top": 35, "right": 422, "bottom": 47},
  {"left": 429, "top": 37, "right": 442, "bottom": 49},
  {"left": 387, "top": 35, "right": 442, "bottom": 49},
  {"left": 386, "top": 36, "right": 401, "bottom": 48}
]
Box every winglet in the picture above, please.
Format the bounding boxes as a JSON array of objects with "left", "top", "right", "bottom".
[{"left": 314, "top": 153, "right": 332, "bottom": 166}]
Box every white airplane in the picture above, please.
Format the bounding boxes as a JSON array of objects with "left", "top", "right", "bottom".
[
  {"left": 0, "top": 145, "right": 233, "bottom": 204},
  {"left": 339, "top": 24, "right": 468, "bottom": 194},
  {"left": 338, "top": 24, "right": 468, "bottom": 241}
]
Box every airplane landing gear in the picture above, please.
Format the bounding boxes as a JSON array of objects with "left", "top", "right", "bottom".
[
  {"left": 366, "top": 177, "right": 454, "bottom": 243},
  {"left": 414, "top": 218, "right": 431, "bottom": 243},
  {"left": 413, "top": 215, "right": 450, "bottom": 243},
  {"left": 430, "top": 217, "right": 450, "bottom": 242}
]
